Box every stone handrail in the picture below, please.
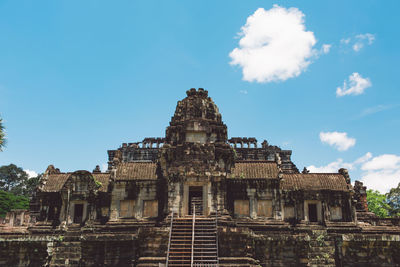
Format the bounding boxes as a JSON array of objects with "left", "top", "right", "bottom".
[
  {"left": 166, "top": 212, "right": 174, "bottom": 267},
  {"left": 191, "top": 204, "right": 196, "bottom": 267}
]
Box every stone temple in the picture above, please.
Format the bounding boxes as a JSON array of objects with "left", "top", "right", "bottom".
[{"left": 0, "top": 88, "right": 399, "bottom": 266}]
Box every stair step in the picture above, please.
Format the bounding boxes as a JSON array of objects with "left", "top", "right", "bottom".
[{"left": 167, "top": 215, "right": 218, "bottom": 266}]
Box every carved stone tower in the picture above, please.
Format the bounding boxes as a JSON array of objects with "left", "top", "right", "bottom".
[{"left": 159, "top": 88, "right": 234, "bottom": 216}]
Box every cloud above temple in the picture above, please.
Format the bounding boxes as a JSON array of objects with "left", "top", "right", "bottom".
[
  {"left": 308, "top": 158, "right": 353, "bottom": 173},
  {"left": 360, "top": 154, "right": 400, "bottom": 193},
  {"left": 229, "top": 5, "right": 318, "bottom": 83},
  {"left": 24, "top": 169, "right": 38, "bottom": 178},
  {"left": 319, "top": 131, "right": 356, "bottom": 151},
  {"left": 336, "top": 72, "right": 371, "bottom": 97}
]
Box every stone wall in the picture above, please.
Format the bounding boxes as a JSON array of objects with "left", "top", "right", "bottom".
[
  {"left": 219, "top": 227, "right": 310, "bottom": 266},
  {"left": 81, "top": 238, "right": 138, "bottom": 266},
  {"left": 0, "top": 226, "right": 399, "bottom": 266},
  {"left": 218, "top": 224, "right": 400, "bottom": 267},
  {"left": 338, "top": 234, "right": 400, "bottom": 266},
  {"left": 0, "top": 237, "right": 51, "bottom": 267}
]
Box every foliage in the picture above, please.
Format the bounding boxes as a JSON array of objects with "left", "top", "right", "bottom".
[
  {"left": 316, "top": 234, "right": 325, "bottom": 246},
  {"left": 0, "top": 190, "right": 29, "bottom": 217},
  {"left": 232, "top": 148, "right": 237, "bottom": 160},
  {"left": 386, "top": 182, "right": 400, "bottom": 217},
  {"left": 94, "top": 180, "right": 102, "bottom": 188},
  {"left": 0, "top": 117, "right": 5, "bottom": 151},
  {"left": 0, "top": 164, "right": 28, "bottom": 195},
  {"left": 0, "top": 164, "right": 41, "bottom": 197},
  {"left": 367, "top": 189, "right": 390, "bottom": 218}
]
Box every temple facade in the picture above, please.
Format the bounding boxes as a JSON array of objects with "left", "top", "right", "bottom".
[
  {"left": 1, "top": 88, "right": 399, "bottom": 267},
  {"left": 32, "top": 88, "right": 355, "bottom": 227}
]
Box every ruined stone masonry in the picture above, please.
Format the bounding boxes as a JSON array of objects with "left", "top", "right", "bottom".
[{"left": 1, "top": 88, "right": 399, "bottom": 266}]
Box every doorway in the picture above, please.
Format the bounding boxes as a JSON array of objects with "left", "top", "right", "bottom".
[
  {"left": 189, "top": 186, "right": 203, "bottom": 215},
  {"left": 308, "top": 203, "right": 318, "bottom": 222},
  {"left": 73, "top": 204, "right": 84, "bottom": 224}
]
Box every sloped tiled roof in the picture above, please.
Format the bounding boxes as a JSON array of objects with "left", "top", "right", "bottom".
[
  {"left": 229, "top": 161, "right": 279, "bottom": 179},
  {"left": 280, "top": 173, "right": 349, "bottom": 191},
  {"left": 92, "top": 173, "right": 111, "bottom": 192},
  {"left": 40, "top": 172, "right": 111, "bottom": 192},
  {"left": 40, "top": 173, "right": 71, "bottom": 192},
  {"left": 115, "top": 162, "right": 158, "bottom": 180}
]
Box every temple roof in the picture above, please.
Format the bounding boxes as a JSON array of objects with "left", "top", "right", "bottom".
[
  {"left": 280, "top": 173, "right": 349, "bottom": 191},
  {"left": 228, "top": 161, "right": 279, "bottom": 179},
  {"left": 170, "top": 88, "right": 222, "bottom": 124},
  {"left": 92, "top": 173, "right": 111, "bottom": 191},
  {"left": 40, "top": 173, "right": 70, "bottom": 192},
  {"left": 115, "top": 162, "right": 157, "bottom": 180},
  {"left": 39, "top": 172, "right": 110, "bottom": 192}
]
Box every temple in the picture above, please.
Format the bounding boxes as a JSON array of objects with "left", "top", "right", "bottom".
[{"left": 1, "top": 88, "right": 399, "bottom": 266}]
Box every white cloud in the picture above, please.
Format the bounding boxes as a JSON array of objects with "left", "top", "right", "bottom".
[
  {"left": 336, "top": 72, "right": 371, "bottom": 97},
  {"left": 357, "top": 33, "right": 375, "bottom": 45},
  {"left": 340, "top": 38, "right": 350, "bottom": 45},
  {"left": 321, "top": 44, "right": 331, "bottom": 54},
  {"left": 229, "top": 5, "right": 317, "bottom": 83},
  {"left": 361, "top": 154, "right": 400, "bottom": 171},
  {"left": 340, "top": 33, "right": 375, "bottom": 52},
  {"left": 307, "top": 153, "right": 371, "bottom": 173},
  {"left": 353, "top": 33, "right": 375, "bottom": 52},
  {"left": 24, "top": 169, "right": 38, "bottom": 178},
  {"left": 308, "top": 158, "right": 353, "bottom": 173},
  {"left": 320, "top": 131, "right": 356, "bottom": 151},
  {"left": 352, "top": 42, "right": 363, "bottom": 52},
  {"left": 360, "top": 154, "right": 400, "bottom": 193},
  {"left": 239, "top": 90, "right": 248, "bottom": 94},
  {"left": 353, "top": 152, "right": 373, "bottom": 165}
]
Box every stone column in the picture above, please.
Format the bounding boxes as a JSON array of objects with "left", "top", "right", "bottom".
[
  {"left": 109, "top": 183, "right": 125, "bottom": 221},
  {"left": 247, "top": 188, "right": 257, "bottom": 219},
  {"left": 322, "top": 201, "right": 329, "bottom": 223},
  {"left": 168, "top": 182, "right": 182, "bottom": 217}
]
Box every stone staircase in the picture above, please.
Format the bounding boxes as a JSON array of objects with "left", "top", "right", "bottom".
[
  {"left": 218, "top": 257, "right": 261, "bottom": 267},
  {"left": 307, "top": 230, "right": 335, "bottom": 267},
  {"left": 193, "top": 217, "right": 218, "bottom": 265},
  {"left": 137, "top": 256, "right": 166, "bottom": 266},
  {"left": 166, "top": 216, "right": 218, "bottom": 266},
  {"left": 49, "top": 225, "right": 82, "bottom": 266}
]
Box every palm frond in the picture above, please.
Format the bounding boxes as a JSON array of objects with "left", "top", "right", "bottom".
[{"left": 0, "top": 118, "right": 5, "bottom": 151}]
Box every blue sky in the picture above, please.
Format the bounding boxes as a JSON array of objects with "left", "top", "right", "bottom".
[{"left": 0, "top": 1, "right": 399, "bottom": 192}]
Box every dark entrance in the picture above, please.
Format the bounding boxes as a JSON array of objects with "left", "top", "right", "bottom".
[
  {"left": 73, "top": 204, "right": 84, "bottom": 224},
  {"left": 189, "top": 186, "right": 203, "bottom": 215},
  {"left": 308, "top": 203, "right": 318, "bottom": 222},
  {"left": 48, "top": 206, "right": 58, "bottom": 220}
]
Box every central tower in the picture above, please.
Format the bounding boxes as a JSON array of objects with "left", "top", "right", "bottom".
[{"left": 160, "top": 88, "right": 234, "bottom": 216}]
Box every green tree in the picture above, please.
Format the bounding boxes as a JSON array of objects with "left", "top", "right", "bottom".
[
  {"left": 0, "top": 164, "right": 41, "bottom": 198},
  {"left": 367, "top": 189, "right": 390, "bottom": 218},
  {"left": 0, "top": 117, "right": 5, "bottom": 151},
  {"left": 0, "top": 164, "right": 29, "bottom": 195},
  {"left": 0, "top": 190, "right": 29, "bottom": 217},
  {"left": 24, "top": 173, "right": 41, "bottom": 197},
  {"left": 386, "top": 183, "right": 400, "bottom": 217}
]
